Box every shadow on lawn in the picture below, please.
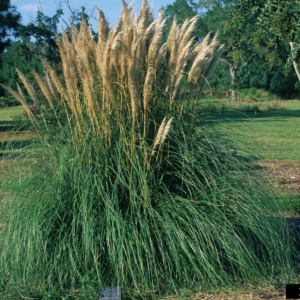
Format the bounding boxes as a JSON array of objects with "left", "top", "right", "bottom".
[
  {"left": 202, "top": 109, "right": 300, "bottom": 124},
  {"left": 0, "top": 120, "right": 30, "bottom": 132},
  {"left": 0, "top": 139, "right": 34, "bottom": 149},
  {"left": 0, "top": 127, "right": 36, "bottom": 158}
]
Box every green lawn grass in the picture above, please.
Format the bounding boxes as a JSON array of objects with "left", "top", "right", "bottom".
[
  {"left": 0, "top": 106, "right": 36, "bottom": 157},
  {"left": 0, "top": 105, "right": 24, "bottom": 121},
  {"left": 202, "top": 100, "right": 300, "bottom": 160},
  {"left": 0, "top": 102, "right": 299, "bottom": 160}
]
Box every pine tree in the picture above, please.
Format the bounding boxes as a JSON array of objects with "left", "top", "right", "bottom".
[{"left": 0, "top": 0, "right": 21, "bottom": 53}]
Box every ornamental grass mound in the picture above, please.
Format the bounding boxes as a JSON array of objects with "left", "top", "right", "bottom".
[{"left": 0, "top": 0, "right": 295, "bottom": 298}]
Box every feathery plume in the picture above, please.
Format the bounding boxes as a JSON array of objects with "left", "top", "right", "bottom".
[
  {"left": 97, "top": 8, "right": 110, "bottom": 41},
  {"left": 152, "top": 117, "right": 167, "bottom": 154},
  {"left": 31, "top": 70, "right": 54, "bottom": 110},
  {"left": 45, "top": 72, "right": 59, "bottom": 100},
  {"left": 16, "top": 69, "right": 39, "bottom": 107},
  {"left": 161, "top": 117, "right": 174, "bottom": 144}
]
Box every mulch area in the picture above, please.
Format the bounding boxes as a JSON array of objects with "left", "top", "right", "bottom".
[
  {"left": 0, "top": 130, "right": 29, "bottom": 141},
  {"left": 164, "top": 284, "right": 287, "bottom": 299},
  {"left": 256, "top": 160, "right": 300, "bottom": 196}
]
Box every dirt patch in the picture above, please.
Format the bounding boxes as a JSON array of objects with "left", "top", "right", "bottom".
[
  {"left": 256, "top": 160, "right": 300, "bottom": 195},
  {"left": 163, "top": 284, "right": 286, "bottom": 299},
  {"left": 0, "top": 130, "right": 35, "bottom": 142}
]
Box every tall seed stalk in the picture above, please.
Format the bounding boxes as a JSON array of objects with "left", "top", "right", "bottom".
[{"left": 3, "top": 0, "right": 223, "bottom": 156}]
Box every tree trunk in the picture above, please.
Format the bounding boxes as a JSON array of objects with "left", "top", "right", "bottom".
[
  {"left": 229, "top": 65, "right": 237, "bottom": 101},
  {"left": 289, "top": 42, "right": 300, "bottom": 82}
]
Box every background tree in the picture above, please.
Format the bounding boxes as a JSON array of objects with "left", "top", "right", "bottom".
[
  {"left": 0, "top": 0, "right": 21, "bottom": 53},
  {"left": 162, "top": 0, "right": 204, "bottom": 42},
  {"left": 162, "top": 0, "right": 300, "bottom": 98},
  {"left": 0, "top": 0, "right": 21, "bottom": 99},
  {"left": 162, "top": 0, "right": 258, "bottom": 101},
  {"left": 64, "top": 4, "right": 97, "bottom": 37},
  {"left": 18, "top": 6, "right": 63, "bottom": 62},
  {"left": 0, "top": 7, "right": 63, "bottom": 98},
  {"left": 225, "top": 0, "right": 300, "bottom": 87},
  {"left": 0, "top": 41, "right": 44, "bottom": 100}
]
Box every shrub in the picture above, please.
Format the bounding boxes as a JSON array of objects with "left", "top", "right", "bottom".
[
  {"left": 0, "top": 95, "right": 19, "bottom": 107},
  {"left": 236, "top": 103, "right": 263, "bottom": 113},
  {"left": 0, "top": 0, "right": 295, "bottom": 298},
  {"left": 270, "top": 100, "right": 285, "bottom": 110}
]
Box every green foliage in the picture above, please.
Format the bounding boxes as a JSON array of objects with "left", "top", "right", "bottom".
[
  {"left": 0, "top": 95, "right": 18, "bottom": 107},
  {"left": 0, "top": 116, "right": 295, "bottom": 298},
  {"left": 18, "top": 7, "right": 63, "bottom": 62},
  {"left": 226, "top": 0, "right": 300, "bottom": 69},
  {"left": 0, "top": 41, "right": 44, "bottom": 98},
  {"left": 199, "top": 0, "right": 300, "bottom": 98},
  {"left": 237, "top": 50, "right": 300, "bottom": 98},
  {"left": 0, "top": 1, "right": 297, "bottom": 298},
  {"left": 0, "top": 0, "right": 21, "bottom": 53},
  {"left": 206, "top": 62, "right": 231, "bottom": 90}
]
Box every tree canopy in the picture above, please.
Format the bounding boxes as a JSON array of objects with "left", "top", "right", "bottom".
[
  {"left": 0, "top": 7, "right": 63, "bottom": 98},
  {"left": 225, "top": 0, "right": 300, "bottom": 80},
  {"left": 161, "top": 0, "right": 300, "bottom": 98},
  {"left": 0, "top": 0, "right": 21, "bottom": 53}
]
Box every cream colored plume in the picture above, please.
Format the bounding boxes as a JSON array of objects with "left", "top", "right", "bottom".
[
  {"left": 5, "top": 0, "right": 223, "bottom": 139},
  {"left": 152, "top": 117, "right": 174, "bottom": 155}
]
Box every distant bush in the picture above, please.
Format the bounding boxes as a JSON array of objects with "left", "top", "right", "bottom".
[
  {"left": 239, "top": 88, "right": 271, "bottom": 101},
  {"left": 236, "top": 103, "right": 263, "bottom": 113},
  {"left": 269, "top": 100, "right": 285, "bottom": 110},
  {"left": 199, "top": 102, "right": 228, "bottom": 113},
  {"left": 0, "top": 96, "right": 19, "bottom": 107}
]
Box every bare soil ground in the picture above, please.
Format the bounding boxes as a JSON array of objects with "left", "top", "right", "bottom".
[
  {"left": 257, "top": 160, "right": 300, "bottom": 196},
  {"left": 0, "top": 130, "right": 34, "bottom": 142},
  {"left": 164, "top": 285, "right": 286, "bottom": 299}
]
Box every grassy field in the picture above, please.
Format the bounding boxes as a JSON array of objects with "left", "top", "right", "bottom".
[
  {"left": 0, "top": 106, "right": 36, "bottom": 158},
  {"left": 199, "top": 98, "right": 300, "bottom": 223},
  {"left": 0, "top": 105, "right": 24, "bottom": 121},
  {"left": 201, "top": 99, "right": 300, "bottom": 160},
  {"left": 3, "top": 101, "right": 299, "bottom": 160}
]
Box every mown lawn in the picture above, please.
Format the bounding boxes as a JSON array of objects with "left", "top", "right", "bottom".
[
  {"left": 202, "top": 100, "right": 300, "bottom": 160},
  {"left": 0, "top": 105, "right": 24, "bottom": 121},
  {"left": 1, "top": 102, "right": 299, "bottom": 161},
  {"left": 0, "top": 106, "right": 36, "bottom": 157}
]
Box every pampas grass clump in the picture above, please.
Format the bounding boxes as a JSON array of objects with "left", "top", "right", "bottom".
[{"left": 0, "top": 0, "right": 295, "bottom": 298}]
